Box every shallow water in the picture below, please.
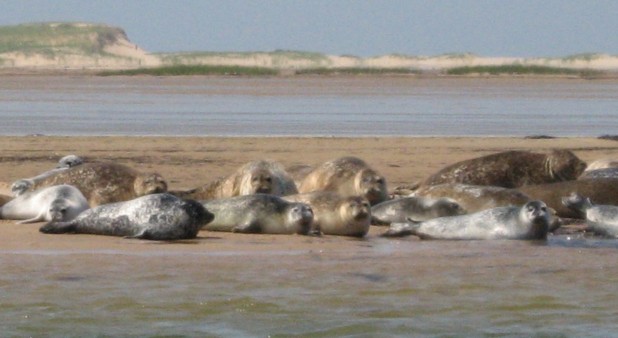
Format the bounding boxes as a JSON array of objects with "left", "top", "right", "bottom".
[
  {"left": 1, "top": 76, "right": 617, "bottom": 136},
  {"left": 2, "top": 234, "right": 618, "bottom": 337}
]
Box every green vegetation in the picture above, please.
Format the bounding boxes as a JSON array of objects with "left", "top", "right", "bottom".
[
  {"left": 0, "top": 22, "right": 126, "bottom": 57},
  {"left": 295, "top": 67, "right": 420, "bottom": 75},
  {"left": 157, "top": 50, "right": 331, "bottom": 67},
  {"left": 446, "top": 64, "right": 602, "bottom": 78},
  {"left": 97, "top": 64, "right": 278, "bottom": 76}
]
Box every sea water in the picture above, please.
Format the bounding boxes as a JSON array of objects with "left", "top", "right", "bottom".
[{"left": 1, "top": 75, "right": 617, "bottom": 137}]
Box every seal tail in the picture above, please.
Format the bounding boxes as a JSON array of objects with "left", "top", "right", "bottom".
[{"left": 39, "top": 221, "right": 76, "bottom": 234}]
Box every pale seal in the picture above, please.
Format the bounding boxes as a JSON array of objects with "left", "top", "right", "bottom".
[
  {"left": 284, "top": 191, "right": 371, "bottom": 237},
  {"left": 299, "top": 156, "right": 388, "bottom": 205},
  {"left": 416, "top": 150, "right": 586, "bottom": 189},
  {"left": 562, "top": 193, "right": 618, "bottom": 238},
  {"left": 520, "top": 178, "right": 618, "bottom": 218},
  {"left": 382, "top": 200, "right": 552, "bottom": 240},
  {"left": 0, "top": 185, "right": 89, "bottom": 224},
  {"left": 21, "top": 162, "right": 167, "bottom": 206},
  {"left": 371, "top": 196, "right": 466, "bottom": 225},
  {"left": 175, "top": 160, "right": 297, "bottom": 200},
  {"left": 11, "top": 154, "right": 85, "bottom": 196},
  {"left": 39, "top": 193, "right": 213, "bottom": 240},
  {"left": 410, "top": 183, "right": 532, "bottom": 213},
  {"left": 202, "top": 194, "right": 314, "bottom": 235},
  {"left": 579, "top": 168, "right": 618, "bottom": 180}
]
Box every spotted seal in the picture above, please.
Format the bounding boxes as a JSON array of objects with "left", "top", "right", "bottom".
[
  {"left": 371, "top": 196, "right": 466, "bottom": 225},
  {"left": 202, "top": 194, "right": 314, "bottom": 234},
  {"left": 0, "top": 185, "right": 89, "bottom": 224},
  {"left": 20, "top": 162, "right": 167, "bottom": 206},
  {"left": 39, "top": 193, "right": 212, "bottom": 240},
  {"left": 11, "top": 154, "right": 85, "bottom": 196},
  {"left": 175, "top": 160, "right": 298, "bottom": 201},
  {"left": 284, "top": 191, "right": 371, "bottom": 237},
  {"left": 382, "top": 200, "right": 552, "bottom": 240},
  {"left": 562, "top": 193, "right": 618, "bottom": 237},
  {"left": 298, "top": 156, "right": 388, "bottom": 205},
  {"left": 416, "top": 150, "right": 586, "bottom": 189},
  {"left": 520, "top": 178, "right": 618, "bottom": 218}
]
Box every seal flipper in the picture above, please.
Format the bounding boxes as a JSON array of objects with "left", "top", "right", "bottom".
[
  {"left": 17, "top": 214, "right": 45, "bottom": 224},
  {"left": 39, "top": 221, "right": 76, "bottom": 234}
]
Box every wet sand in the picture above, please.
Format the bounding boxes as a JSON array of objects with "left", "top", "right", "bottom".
[{"left": 1, "top": 136, "right": 617, "bottom": 251}]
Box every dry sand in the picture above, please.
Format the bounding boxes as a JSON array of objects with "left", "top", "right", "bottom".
[{"left": 1, "top": 136, "right": 617, "bottom": 252}]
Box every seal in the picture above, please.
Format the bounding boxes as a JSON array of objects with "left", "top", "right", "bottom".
[
  {"left": 382, "top": 200, "right": 552, "bottom": 240},
  {"left": 370, "top": 196, "right": 466, "bottom": 225},
  {"left": 20, "top": 162, "right": 167, "bottom": 207},
  {"left": 579, "top": 168, "right": 618, "bottom": 180},
  {"left": 39, "top": 193, "right": 213, "bottom": 240},
  {"left": 520, "top": 178, "right": 618, "bottom": 218},
  {"left": 202, "top": 194, "right": 314, "bottom": 234},
  {"left": 416, "top": 149, "right": 586, "bottom": 189},
  {"left": 0, "top": 185, "right": 89, "bottom": 224},
  {"left": 561, "top": 193, "right": 618, "bottom": 238},
  {"left": 284, "top": 191, "right": 371, "bottom": 237},
  {"left": 410, "top": 183, "right": 532, "bottom": 213},
  {"left": 11, "top": 154, "right": 85, "bottom": 196},
  {"left": 298, "top": 156, "right": 388, "bottom": 205},
  {"left": 584, "top": 159, "right": 618, "bottom": 172},
  {"left": 175, "top": 160, "right": 298, "bottom": 200}
]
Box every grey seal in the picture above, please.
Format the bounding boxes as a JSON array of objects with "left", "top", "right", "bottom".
[
  {"left": 284, "top": 191, "right": 371, "bottom": 237},
  {"left": 202, "top": 194, "right": 314, "bottom": 234},
  {"left": 11, "top": 154, "right": 85, "bottom": 196},
  {"left": 0, "top": 184, "right": 89, "bottom": 224},
  {"left": 39, "top": 193, "right": 212, "bottom": 240},
  {"left": 175, "top": 160, "right": 298, "bottom": 200},
  {"left": 562, "top": 193, "right": 618, "bottom": 238},
  {"left": 299, "top": 156, "right": 388, "bottom": 205},
  {"left": 371, "top": 196, "right": 466, "bottom": 225},
  {"left": 416, "top": 150, "right": 586, "bottom": 189},
  {"left": 382, "top": 200, "right": 552, "bottom": 240}
]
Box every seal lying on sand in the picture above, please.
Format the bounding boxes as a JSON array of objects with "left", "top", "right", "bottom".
[
  {"left": 520, "top": 178, "right": 618, "bottom": 218},
  {"left": 562, "top": 193, "right": 618, "bottom": 238},
  {"left": 40, "top": 193, "right": 212, "bottom": 240},
  {"left": 19, "top": 162, "right": 167, "bottom": 207},
  {"left": 11, "top": 154, "right": 85, "bottom": 196},
  {"left": 299, "top": 156, "right": 388, "bottom": 205},
  {"left": 284, "top": 191, "right": 371, "bottom": 237},
  {"left": 410, "top": 183, "right": 532, "bottom": 213},
  {"left": 202, "top": 194, "right": 314, "bottom": 234},
  {"left": 175, "top": 160, "right": 297, "bottom": 200},
  {"left": 371, "top": 196, "right": 466, "bottom": 225},
  {"left": 382, "top": 201, "right": 552, "bottom": 240},
  {"left": 416, "top": 150, "right": 586, "bottom": 189},
  {"left": 1, "top": 185, "right": 89, "bottom": 224}
]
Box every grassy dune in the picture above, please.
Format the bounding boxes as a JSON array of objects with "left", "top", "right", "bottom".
[
  {"left": 98, "top": 64, "right": 278, "bottom": 76},
  {"left": 446, "top": 64, "right": 602, "bottom": 77}
]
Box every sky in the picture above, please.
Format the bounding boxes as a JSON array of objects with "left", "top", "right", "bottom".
[{"left": 1, "top": 0, "right": 617, "bottom": 57}]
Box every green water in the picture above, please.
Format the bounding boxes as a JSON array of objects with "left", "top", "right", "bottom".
[{"left": 1, "top": 235, "right": 618, "bottom": 337}]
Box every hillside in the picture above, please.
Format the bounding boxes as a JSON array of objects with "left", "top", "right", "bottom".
[{"left": 1, "top": 22, "right": 617, "bottom": 73}]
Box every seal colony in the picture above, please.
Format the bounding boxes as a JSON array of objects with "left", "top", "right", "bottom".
[{"left": 1, "top": 142, "right": 617, "bottom": 242}]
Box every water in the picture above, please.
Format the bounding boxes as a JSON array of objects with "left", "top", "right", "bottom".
[
  {"left": 2, "top": 75, "right": 618, "bottom": 336},
  {"left": 2, "top": 235, "right": 618, "bottom": 337},
  {"left": 1, "top": 75, "right": 617, "bottom": 136}
]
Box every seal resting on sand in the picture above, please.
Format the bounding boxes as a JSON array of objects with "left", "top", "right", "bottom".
[
  {"left": 520, "top": 178, "right": 618, "bottom": 218},
  {"left": 284, "top": 191, "right": 371, "bottom": 237},
  {"left": 371, "top": 196, "right": 466, "bottom": 225},
  {"left": 40, "top": 193, "right": 212, "bottom": 240},
  {"left": 0, "top": 185, "right": 89, "bottom": 224},
  {"left": 562, "top": 193, "right": 618, "bottom": 238},
  {"left": 410, "top": 183, "right": 532, "bottom": 213},
  {"left": 175, "top": 160, "right": 297, "bottom": 200},
  {"left": 416, "top": 150, "right": 586, "bottom": 189},
  {"left": 382, "top": 201, "right": 552, "bottom": 240},
  {"left": 19, "top": 162, "right": 167, "bottom": 207},
  {"left": 202, "top": 194, "right": 314, "bottom": 235},
  {"left": 11, "top": 154, "right": 85, "bottom": 196},
  {"left": 298, "top": 156, "right": 388, "bottom": 205}
]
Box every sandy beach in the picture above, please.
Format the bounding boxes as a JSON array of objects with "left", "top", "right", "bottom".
[{"left": 1, "top": 136, "right": 616, "bottom": 252}]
